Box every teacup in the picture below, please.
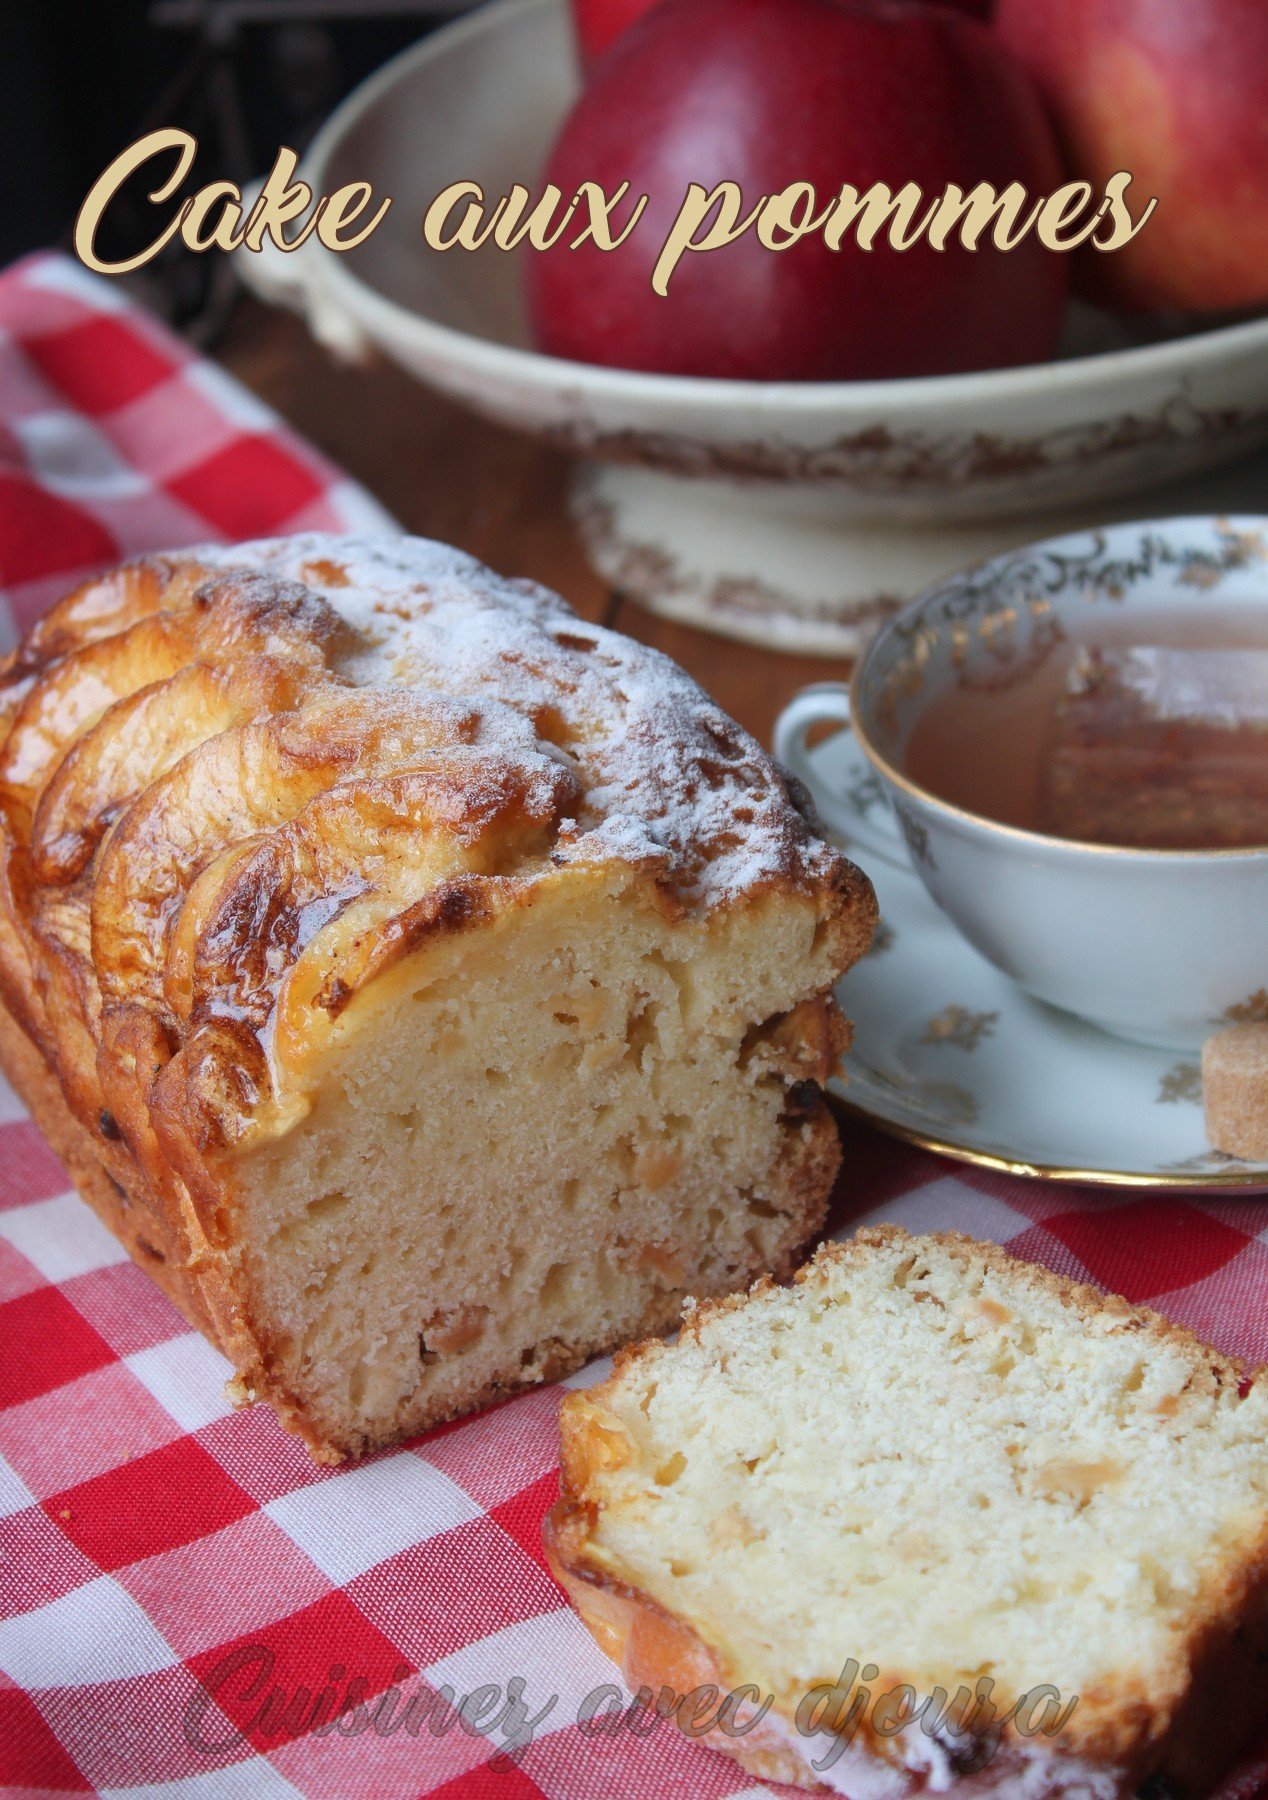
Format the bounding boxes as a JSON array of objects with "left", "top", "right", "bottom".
[{"left": 775, "top": 516, "right": 1268, "bottom": 1051}]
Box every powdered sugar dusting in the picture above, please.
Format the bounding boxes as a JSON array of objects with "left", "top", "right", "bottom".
[{"left": 196, "top": 533, "right": 842, "bottom": 908}]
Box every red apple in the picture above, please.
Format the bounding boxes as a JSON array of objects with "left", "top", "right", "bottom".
[
  {"left": 996, "top": 0, "right": 1268, "bottom": 312},
  {"left": 571, "top": 0, "right": 664, "bottom": 68},
  {"left": 532, "top": 0, "right": 1068, "bottom": 380},
  {"left": 571, "top": 0, "right": 992, "bottom": 70}
]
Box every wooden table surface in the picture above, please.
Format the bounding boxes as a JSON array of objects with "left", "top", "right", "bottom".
[{"left": 215, "top": 298, "right": 851, "bottom": 750}]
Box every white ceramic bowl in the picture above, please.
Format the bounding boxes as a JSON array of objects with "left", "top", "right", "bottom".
[
  {"left": 238, "top": 0, "right": 1268, "bottom": 653},
  {"left": 775, "top": 516, "right": 1268, "bottom": 1050}
]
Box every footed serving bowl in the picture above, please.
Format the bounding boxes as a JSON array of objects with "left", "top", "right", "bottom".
[{"left": 237, "top": 0, "right": 1268, "bottom": 654}]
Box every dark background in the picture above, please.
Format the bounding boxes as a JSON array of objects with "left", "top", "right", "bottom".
[{"left": 0, "top": 0, "right": 466, "bottom": 325}]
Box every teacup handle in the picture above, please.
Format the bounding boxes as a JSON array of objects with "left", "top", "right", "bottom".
[{"left": 774, "top": 684, "right": 911, "bottom": 873}]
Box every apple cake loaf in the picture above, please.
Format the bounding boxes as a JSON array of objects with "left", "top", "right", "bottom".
[
  {"left": 0, "top": 534, "right": 874, "bottom": 1460},
  {"left": 548, "top": 1226, "right": 1268, "bottom": 1798}
]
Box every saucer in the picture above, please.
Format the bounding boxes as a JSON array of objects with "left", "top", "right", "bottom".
[{"left": 807, "top": 729, "right": 1268, "bottom": 1191}]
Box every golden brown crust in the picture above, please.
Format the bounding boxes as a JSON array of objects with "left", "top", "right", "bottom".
[
  {"left": 548, "top": 1226, "right": 1268, "bottom": 1796},
  {"left": 0, "top": 535, "right": 873, "bottom": 1460},
  {"left": 0, "top": 540, "right": 871, "bottom": 1153},
  {"left": 0, "top": 996, "right": 212, "bottom": 1332}
]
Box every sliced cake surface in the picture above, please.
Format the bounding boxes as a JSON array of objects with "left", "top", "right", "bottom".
[
  {"left": 0, "top": 534, "right": 874, "bottom": 1458},
  {"left": 548, "top": 1226, "right": 1268, "bottom": 1797}
]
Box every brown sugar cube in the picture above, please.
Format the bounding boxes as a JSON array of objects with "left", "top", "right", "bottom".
[{"left": 1203, "top": 1022, "right": 1268, "bottom": 1159}]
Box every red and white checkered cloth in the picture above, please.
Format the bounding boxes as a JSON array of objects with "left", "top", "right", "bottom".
[
  {"left": 1, "top": 249, "right": 1266, "bottom": 1800},
  {"left": 0, "top": 251, "right": 393, "bottom": 645}
]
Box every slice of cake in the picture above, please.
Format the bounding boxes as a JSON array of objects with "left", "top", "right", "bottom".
[{"left": 547, "top": 1226, "right": 1268, "bottom": 1797}]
